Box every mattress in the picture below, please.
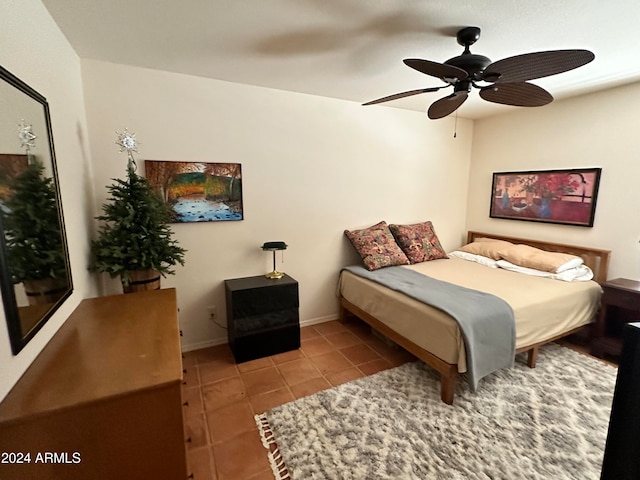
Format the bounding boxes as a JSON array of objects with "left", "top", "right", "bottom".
[{"left": 338, "top": 256, "right": 602, "bottom": 372}]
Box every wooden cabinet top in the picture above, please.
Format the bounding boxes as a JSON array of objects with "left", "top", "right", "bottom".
[
  {"left": 603, "top": 278, "right": 640, "bottom": 294},
  {"left": 0, "top": 288, "right": 181, "bottom": 424},
  {"left": 225, "top": 274, "right": 297, "bottom": 292}
]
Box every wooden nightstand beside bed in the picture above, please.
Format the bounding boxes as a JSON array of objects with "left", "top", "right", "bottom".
[{"left": 592, "top": 278, "right": 640, "bottom": 360}]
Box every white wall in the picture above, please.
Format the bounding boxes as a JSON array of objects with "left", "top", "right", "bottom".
[
  {"left": 81, "top": 59, "right": 474, "bottom": 350},
  {"left": 468, "top": 81, "right": 640, "bottom": 280},
  {"left": 0, "top": 0, "right": 98, "bottom": 401}
]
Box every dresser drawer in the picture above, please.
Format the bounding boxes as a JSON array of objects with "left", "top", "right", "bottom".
[{"left": 229, "top": 283, "right": 298, "bottom": 318}]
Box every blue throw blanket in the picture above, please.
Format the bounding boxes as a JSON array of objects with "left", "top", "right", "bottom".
[{"left": 342, "top": 265, "right": 515, "bottom": 391}]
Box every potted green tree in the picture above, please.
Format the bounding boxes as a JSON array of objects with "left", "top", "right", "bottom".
[
  {"left": 89, "top": 130, "right": 186, "bottom": 292},
  {"left": 3, "top": 157, "right": 68, "bottom": 305}
]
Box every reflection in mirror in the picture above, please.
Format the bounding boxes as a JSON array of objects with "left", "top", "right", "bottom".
[{"left": 0, "top": 66, "right": 72, "bottom": 355}]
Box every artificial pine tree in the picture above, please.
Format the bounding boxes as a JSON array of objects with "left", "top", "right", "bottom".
[
  {"left": 89, "top": 130, "right": 186, "bottom": 289},
  {"left": 3, "top": 159, "right": 67, "bottom": 285}
]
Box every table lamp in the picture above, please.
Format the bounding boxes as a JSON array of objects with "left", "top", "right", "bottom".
[{"left": 261, "top": 241, "right": 287, "bottom": 279}]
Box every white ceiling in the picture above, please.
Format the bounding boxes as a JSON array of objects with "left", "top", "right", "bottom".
[{"left": 42, "top": 0, "right": 640, "bottom": 119}]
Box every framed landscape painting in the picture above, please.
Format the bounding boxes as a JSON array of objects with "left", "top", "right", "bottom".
[
  {"left": 489, "top": 168, "right": 601, "bottom": 227},
  {"left": 0, "top": 154, "right": 29, "bottom": 202},
  {"left": 145, "top": 160, "right": 243, "bottom": 223}
]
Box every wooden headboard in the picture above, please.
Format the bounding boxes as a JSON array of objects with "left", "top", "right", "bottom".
[{"left": 466, "top": 231, "right": 611, "bottom": 284}]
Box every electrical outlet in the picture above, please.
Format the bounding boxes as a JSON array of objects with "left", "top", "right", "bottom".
[{"left": 207, "top": 305, "right": 216, "bottom": 320}]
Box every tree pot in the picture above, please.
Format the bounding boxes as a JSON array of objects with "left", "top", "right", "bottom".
[
  {"left": 122, "top": 269, "right": 161, "bottom": 293},
  {"left": 23, "top": 278, "right": 68, "bottom": 306}
]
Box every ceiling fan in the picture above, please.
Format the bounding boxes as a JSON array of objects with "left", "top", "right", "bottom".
[{"left": 363, "top": 27, "right": 595, "bottom": 119}]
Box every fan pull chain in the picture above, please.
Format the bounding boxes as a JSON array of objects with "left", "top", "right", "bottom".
[{"left": 453, "top": 110, "right": 458, "bottom": 138}]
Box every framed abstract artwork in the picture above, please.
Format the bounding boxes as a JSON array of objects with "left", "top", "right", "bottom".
[
  {"left": 490, "top": 168, "right": 601, "bottom": 227},
  {"left": 145, "top": 160, "right": 243, "bottom": 223}
]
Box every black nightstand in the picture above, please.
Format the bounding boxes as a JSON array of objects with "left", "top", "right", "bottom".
[
  {"left": 224, "top": 274, "right": 300, "bottom": 363},
  {"left": 592, "top": 278, "right": 640, "bottom": 359}
]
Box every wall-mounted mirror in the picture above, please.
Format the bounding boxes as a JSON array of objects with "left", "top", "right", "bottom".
[{"left": 0, "top": 65, "right": 72, "bottom": 355}]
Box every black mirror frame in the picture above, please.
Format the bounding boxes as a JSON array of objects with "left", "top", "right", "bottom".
[{"left": 0, "top": 65, "right": 73, "bottom": 355}]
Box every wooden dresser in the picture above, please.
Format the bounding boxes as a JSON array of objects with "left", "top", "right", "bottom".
[{"left": 0, "top": 289, "right": 186, "bottom": 480}]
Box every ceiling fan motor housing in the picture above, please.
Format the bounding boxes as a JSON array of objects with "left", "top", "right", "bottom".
[
  {"left": 445, "top": 53, "right": 492, "bottom": 80},
  {"left": 447, "top": 26, "right": 492, "bottom": 80}
]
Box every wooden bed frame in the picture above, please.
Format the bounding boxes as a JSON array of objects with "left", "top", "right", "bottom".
[{"left": 339, "top": 231, "right": 611, "bottom": 405}]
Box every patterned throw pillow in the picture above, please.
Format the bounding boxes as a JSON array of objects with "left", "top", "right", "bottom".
[
  {"left": 344, "top": 221, "right": 410, "bottom": 271},
  {"left": 388, "top": 221, "right": 448, "bottom": 264}
]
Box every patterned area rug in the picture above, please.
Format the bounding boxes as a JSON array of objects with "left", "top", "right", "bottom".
[{"left": 255, "top": 344, "right": 617, "bottom": 480}]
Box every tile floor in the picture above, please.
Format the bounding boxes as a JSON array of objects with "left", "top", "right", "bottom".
[
  {"left": 181, "top": 318, "right": 417, "bottom": 480},
  {"left": 180, "top": 319, "right": 610, "bottom": 480}
]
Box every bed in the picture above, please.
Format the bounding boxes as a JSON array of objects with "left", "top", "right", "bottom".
[{"left": 338, "top": 230, "right": 611, "bottom": 405}]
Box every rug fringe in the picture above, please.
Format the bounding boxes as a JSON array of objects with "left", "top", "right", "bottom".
[{"left": 255, "top": 413, "right": 291, "bottom": 480}]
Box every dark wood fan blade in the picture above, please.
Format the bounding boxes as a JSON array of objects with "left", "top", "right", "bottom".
[
  {"left": 362, "top": 87, "right": 443, "bottom": 106},
  {"left": 427, "top": 92, "right": 468, "bottom": 119},
  {"left": 479, "top": 82, "right": 553, "bottom": 107},
  {"left": 404, "top": 59, "right": 469, "bottom": 82},
  {"left": 482, "top": 50, "right": 594, "bottom": 83}
]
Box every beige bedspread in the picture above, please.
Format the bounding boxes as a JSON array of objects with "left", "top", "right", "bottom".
[{"left": 338, "top": 257, "right": 602, "bottom": 372}]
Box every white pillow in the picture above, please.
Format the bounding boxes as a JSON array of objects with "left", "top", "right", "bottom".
[
  {"left": 496, "top": 259, "right": 594, "bottom": 282},
  {"left": 555, "top": 257, "right": 584, "bottom": 273},
  {"left": 448, "top": 250, "right": 499, "bottom": 268}
]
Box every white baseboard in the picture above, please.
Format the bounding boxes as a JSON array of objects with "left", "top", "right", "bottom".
[
  {"left": 180, "top": 314, "right": 339, "bottom": 353},
  {"left": 300, "top": 314, "right": 338, "bottom": 327},
  {"left": 181, "top": 336, "right": 228, "bottom": 352}
]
